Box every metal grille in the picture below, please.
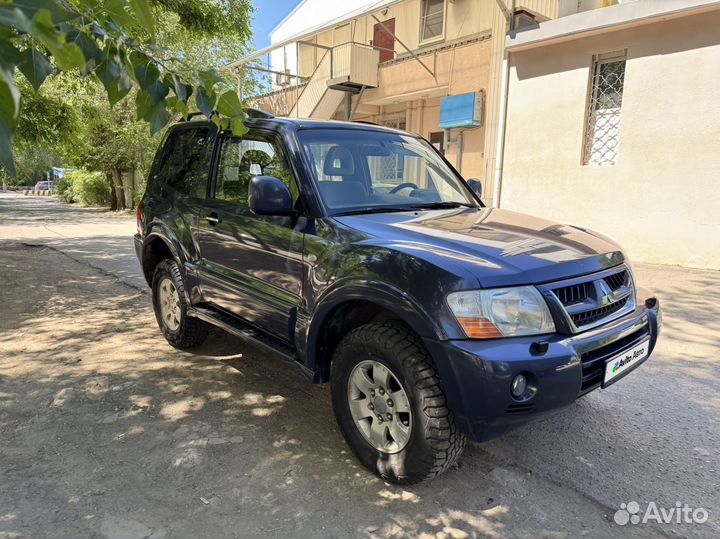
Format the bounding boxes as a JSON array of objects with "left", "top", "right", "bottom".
[
  {"left": 579, "top": 326, "right": 650, "bottom": 392},
  {"left": 604, "top": 270, "right": 628, "bottom": 290},
  {"left": 547, "top": 267, "right": 635, "bottom": 332},
  {"left": 571, "top": 296, "right": 629, "bottom": 327},
  {"left": 554, "top": 282, "right": 591, "bottom": 306},
  {"left": 371, "top": 118, "right": 407, "bottom": 181},
  {"left": 582, "top": 52, "right": 626, "bottom": 166}
]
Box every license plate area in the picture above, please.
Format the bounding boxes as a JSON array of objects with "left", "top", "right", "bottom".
[{"left": 603, "top": 338, "right": 650, "bottom": 387}]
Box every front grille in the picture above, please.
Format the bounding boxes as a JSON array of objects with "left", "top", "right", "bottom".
[
  {"left": 554, "top": 282, "right": 592, "bottom": 306},
  {"left": 604, "top": 270, "right": 627, "bottom": 290},
  {"left": 579, "top": 326, "right": 649, "bottom": 392},
  {"left": 547, "top": 267, "right": 634, "bottom": 331},
  {"left": 571, "top": 296, "right": 629, "bottom": 327},
  {"left": 506, "top": 403, "right": 534, "bottom": 414}
]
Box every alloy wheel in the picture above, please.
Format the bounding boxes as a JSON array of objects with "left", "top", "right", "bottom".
[
  {"left": 347, "top": 360, "right": 412, "bottom": 454},
  {"left": 158, "top": 277, "right": 181, "bottom": 331}
]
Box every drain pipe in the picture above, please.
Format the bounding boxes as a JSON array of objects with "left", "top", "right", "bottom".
[
  {"left": 444, "top": 128, "right": 465, "bottom": 175},
  {"left": 492, "top": 52, "right": 510, "bottom": 208},
  {"left": 491, "top": 0, "right": 514, "bottom": 208},
  {"left": 456, "top": 129, "right": 464, "bottom": 174}
]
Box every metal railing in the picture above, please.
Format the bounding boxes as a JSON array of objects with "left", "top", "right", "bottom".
[
  {"left": 290, "top": 41, "right": 379, "bottom": 118},
  {"left": 582, "top": 52, "right": 627, "bottom": 166}
]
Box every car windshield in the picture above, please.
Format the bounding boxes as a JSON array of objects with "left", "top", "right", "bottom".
[{"left": 298, "top": 128, "right": 478, "bottom": 215}]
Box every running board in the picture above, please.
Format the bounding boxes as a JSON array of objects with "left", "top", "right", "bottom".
[{"left": 188, "top": 306, "right": 303, "bottom": 366}]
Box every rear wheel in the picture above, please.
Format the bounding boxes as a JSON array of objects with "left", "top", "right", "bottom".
[
  {"left": 331, "top": 322, "right": 465, "bottom": 484},
  {"left": 151, "top": 259, "right": 209, "bottom": 349}
]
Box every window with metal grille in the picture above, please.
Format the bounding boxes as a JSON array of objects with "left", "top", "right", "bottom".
[
  {"left": 369, "top": 118, "right": 408, "bottom": 181},
  {"left": 582, "top": 52, "right": 626, "bottom": 166},
  {"left": 420, "top": 0, "right": 445, "bottom": 43}
]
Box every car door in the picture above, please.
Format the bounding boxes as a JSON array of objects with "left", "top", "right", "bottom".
[{"left": 193, "top": 129, "right": 304, "bottom": 342}]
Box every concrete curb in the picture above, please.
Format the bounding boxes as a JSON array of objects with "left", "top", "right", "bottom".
[{"left": 1, "top": 240, "right": 149, "bottom": 296}]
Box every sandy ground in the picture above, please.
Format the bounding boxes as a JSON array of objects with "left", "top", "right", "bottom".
[
  {"left": 0, "top": 193, "right": 718, "bottom": 538},
  {"left": 0, "top": 244, "right": 670, "bottom": 539}
]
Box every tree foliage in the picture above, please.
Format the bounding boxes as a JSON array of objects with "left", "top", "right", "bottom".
[
  {"left": 0, "top": 0, "right": 254, "bottom": 177},
  {"left": 60, "top": 168, "right": 111, "bottom": 205}
]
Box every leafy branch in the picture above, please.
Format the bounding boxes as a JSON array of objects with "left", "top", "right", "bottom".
[{"left": 0, "top": 0, "right": 250, "bottom": 176}]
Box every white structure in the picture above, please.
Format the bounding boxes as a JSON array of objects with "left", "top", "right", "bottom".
[{"left": 501, "top": 0, "right": 720, "bottom": 269}]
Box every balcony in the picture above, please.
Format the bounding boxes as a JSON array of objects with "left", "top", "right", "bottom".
[{"left": 289, "top": 42, "right": 379, "bottom": 119}]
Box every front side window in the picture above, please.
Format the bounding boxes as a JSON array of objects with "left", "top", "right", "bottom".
[
  {"left": 214, "top": 133, "right": 298, "bottom": 206},
  {"left": 582, "top": 51, "right": 626, "bottom": 166},
  {"left": 299, "top": 128, "right": 477, "bottom": 215},
  {"left": 420, "top": 0, "right": 445, "bottom": 43},
  {"left": 153, "top": 127, "right": 214, "bottom": 198}
]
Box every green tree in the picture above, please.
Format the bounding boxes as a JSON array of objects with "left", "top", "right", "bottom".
[
  {"left": 0, "top": 0, "right": 253, "bottom": 179},
  {"left": 57, "top": 76, "right": 156, "bottom": 209},
  {"left": 0, "top": 77, "right": 76, "bottom": 188},
  {"left": 12, "top": 143, "right": 57, "bottom": 186}
]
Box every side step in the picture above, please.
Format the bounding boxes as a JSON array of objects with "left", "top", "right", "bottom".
[{"left": 188, "top": 306, "right": 301, "bottom": 365}]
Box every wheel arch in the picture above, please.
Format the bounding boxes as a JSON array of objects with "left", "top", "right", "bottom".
[
  {"left": 306, "top": 283, "right": 446, "bottom": 382},
  {"left": 140, "top": 229, "right": 184, "bottom": 287}
]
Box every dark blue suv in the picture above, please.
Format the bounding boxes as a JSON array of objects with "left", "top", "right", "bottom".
[{"left": 135, "top": 112, "right": 661, "bottom": 484}]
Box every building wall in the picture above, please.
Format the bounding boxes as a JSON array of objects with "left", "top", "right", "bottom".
[
  {"left": 274, "top": 0, "right": 500, "bottom": 65},
  {"left": 502, "top": 10, "right": 720, "bottom": 269},
  {"left": 263, "top": 0, "right": 596, "bottom": 192},
  {"left": 350, "top": 37, "right": 492, "bottom": 178},
  {"left": 558, "top": 0, "right": 616, "bottom": 17}
]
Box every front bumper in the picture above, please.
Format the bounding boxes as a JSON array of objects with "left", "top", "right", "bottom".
[{"left": 424, "top": 292, "right": 661, "bottom": 442}]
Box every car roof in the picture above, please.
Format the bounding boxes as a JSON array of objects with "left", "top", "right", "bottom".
[{"left": 170, "top": 116, "right": 415, "bottom": 137}]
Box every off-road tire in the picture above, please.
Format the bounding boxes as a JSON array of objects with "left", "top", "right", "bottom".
[
  {"left": 331, "top": 322, "right": 466, "bottom": 484},
  {"left": 151, "top": 258, "right": 209, "bottom": 349}
]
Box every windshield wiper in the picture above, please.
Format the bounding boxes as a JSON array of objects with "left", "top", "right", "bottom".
[
  {"left": 333, "top": 206, "right": 416, "bottom": 217},
  {"left": 409, "top": 201, "right": 476, "bottom": 210}
]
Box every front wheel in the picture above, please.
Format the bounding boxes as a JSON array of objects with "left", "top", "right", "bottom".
[
  {"left": 151, "top": 259, "right": 209, "bottom": 349},
  {"left": 331, "top": 322, "right": 465, "bottom": 484}
]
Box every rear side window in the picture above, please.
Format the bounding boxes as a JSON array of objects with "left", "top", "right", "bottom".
[
  {"left": 151, "top": 127, "right": 214, "bottom": 198},
  {"left": 214, "top": 133, "right": 298, "bottom": 206}
]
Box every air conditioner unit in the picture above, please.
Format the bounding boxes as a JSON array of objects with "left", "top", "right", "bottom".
[
  {"left": 275, "top": 70, "right": 291, "bottom": 86},
  {"left": 439, "top": 90, "right": 485, "bottom": 129}
]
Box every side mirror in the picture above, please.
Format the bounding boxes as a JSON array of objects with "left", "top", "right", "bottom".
[
  {"left": 467, "top": 178, "right": 483, "bottom": 200},
  {"left": 248, "top": 176, "right": 293, "bottom": 216}
]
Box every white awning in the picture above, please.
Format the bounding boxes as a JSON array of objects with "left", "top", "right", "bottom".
[{"left": 226, "top": 0, "right": 404, "bottom": 69}]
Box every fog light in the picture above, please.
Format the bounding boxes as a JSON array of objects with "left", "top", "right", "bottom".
[{"left": 511, "top": 374, "right": 527, "bottom": 397}]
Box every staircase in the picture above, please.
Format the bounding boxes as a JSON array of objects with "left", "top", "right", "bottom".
[{"left": 290, "top": 43, "right": 379, "bottom": 119}]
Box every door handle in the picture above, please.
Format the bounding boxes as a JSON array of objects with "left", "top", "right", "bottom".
[{"left": 205, "top": 213, "right": 221, "bottom": 225}]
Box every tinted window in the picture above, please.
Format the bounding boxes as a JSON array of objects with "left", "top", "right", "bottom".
[
  {"left": 153, "top": 127, "right": 214, "bottom": 198},
  {"left": 299, "top": 129, "right": 475, "bottom": 212},
  {"left": 215, "top": 133, "right": 298, "bottom": 206}
]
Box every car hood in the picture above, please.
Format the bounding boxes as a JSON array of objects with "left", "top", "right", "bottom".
[{"left": 334, "top": 207, "right": 626, "bottom": 287}]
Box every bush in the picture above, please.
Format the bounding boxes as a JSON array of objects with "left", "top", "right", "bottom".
[
  {"left": 54, "top": 176, "right": 76, "bottom": 203},
  {"left": 65, "top": 169, "right": 111, "bottom": 207}
]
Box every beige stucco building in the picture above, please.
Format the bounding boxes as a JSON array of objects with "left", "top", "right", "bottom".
[
  {"left": 501, "top": 0, "right": 720, "bottom": 269},
  {"left": 231, "top": 0, "right": 720, "bottom": 269},
  {"left": 230, "top": 0, "right": 616, "bottom": 205}
]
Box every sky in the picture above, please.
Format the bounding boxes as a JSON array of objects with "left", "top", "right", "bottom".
[{"left": 251, "top": 0, "right": 302, "bottom": 50}]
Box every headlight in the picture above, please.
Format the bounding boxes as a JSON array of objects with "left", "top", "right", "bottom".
[{"left": 447, "top": 286, "right": 555, "bottom": 338}]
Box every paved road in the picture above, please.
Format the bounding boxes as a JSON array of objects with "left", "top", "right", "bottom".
[
  {"left": 1, "top": 192, "right": 718, "bottom": 538},
  {"left": 0, "top": 193, "right": 144, "bottom": 290}
]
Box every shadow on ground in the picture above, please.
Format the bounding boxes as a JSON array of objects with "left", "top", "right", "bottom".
[{"left": 0, "top": 243, "right": 689, "bottom": 539}]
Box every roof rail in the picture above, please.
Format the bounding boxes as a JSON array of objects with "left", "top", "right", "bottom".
[
  {"left": 244, "top": 107, "right": 274, "bottom": 119},
  {"left": 353, "top": 120, "right": 380, "bottom": 126},
  {"left": 183, "top": 108, "right": 274, "bottom": 122},
  {"left": 185, "top": 111, "right": 213, "bottom": 121}
]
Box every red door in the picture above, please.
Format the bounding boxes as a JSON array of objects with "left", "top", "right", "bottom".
[{"left": 373, "top": 18, "right": 395, "bottom": 63}]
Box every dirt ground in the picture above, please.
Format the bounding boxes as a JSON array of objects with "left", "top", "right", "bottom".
[{"left": 0, "top": 243, "right": 673, "bottom": 539}]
